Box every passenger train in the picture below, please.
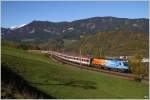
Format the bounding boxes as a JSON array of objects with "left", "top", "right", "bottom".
[{"left": 48, "top": 51, "right": 128, "bottom": 72}]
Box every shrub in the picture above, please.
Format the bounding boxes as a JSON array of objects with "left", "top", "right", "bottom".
[{"left": 128, "top": 52, "right": 145, "bottom": 82}]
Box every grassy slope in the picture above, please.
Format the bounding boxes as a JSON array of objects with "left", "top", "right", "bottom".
[{"left": 1, "top": 46, "right": 149, "bottom": 99}]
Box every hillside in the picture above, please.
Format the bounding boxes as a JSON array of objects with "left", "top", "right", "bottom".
[
  {"left": 1, "top": 46, "right": 149, "bottom": 99},
  {"left": 65, "top": 30, "right": 149, "bottom": 57},
  {"left": 2, "top": 16, "right": 149, "bottom": 43},
  {"left": 1, "top": 28, "right": 11, "bottom": 36}
]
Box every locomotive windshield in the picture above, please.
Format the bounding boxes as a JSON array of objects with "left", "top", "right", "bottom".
[{"left": 123, "top": 62, "right": 128, "bottom": 66}]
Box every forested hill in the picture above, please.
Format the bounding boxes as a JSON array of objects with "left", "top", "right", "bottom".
[
  {"left": 2, "top": 17, "right": 149, "bottom": 57},
  {"left": 65, "top": 30, "right": 149, "bottom": 57},
  {"left": 2, "top": 16, "right": 149, "bottom": 43}
]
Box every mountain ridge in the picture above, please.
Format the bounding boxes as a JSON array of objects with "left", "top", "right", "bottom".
[{"left": 2, "top": 16, "right": 149, "bottom": 43}]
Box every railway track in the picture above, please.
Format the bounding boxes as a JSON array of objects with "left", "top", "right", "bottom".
[{"left": 50, "top": 55, "right": 148, "bottom": 83}]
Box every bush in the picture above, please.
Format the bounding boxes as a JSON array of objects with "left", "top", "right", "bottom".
[
  {"left": 17, "top": 44, "right": 29, "bottom": 50},
  {"left": 128, "top": 52, "right": 146, "bottom": 81}
]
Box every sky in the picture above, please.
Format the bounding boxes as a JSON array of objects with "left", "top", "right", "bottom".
[{"left": 1, "top": 1, "right": 149, "bottom": 28}]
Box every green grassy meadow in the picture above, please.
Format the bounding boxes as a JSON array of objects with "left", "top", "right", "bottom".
[{"left": 1, "top": 46, "right": 149, "bottom": 99}]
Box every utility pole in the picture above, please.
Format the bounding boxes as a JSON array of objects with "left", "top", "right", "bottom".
[
  {"left": 50, "top": 48, "right": 52, "bottom": 57},
  {"left": 80, "top": 48, "right": 82, "bottom": 68},
  {"left": 63, "top": 48, "right": 64, "bottom": 53}
]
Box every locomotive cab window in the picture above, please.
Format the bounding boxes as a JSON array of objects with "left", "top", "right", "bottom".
[
  {"left": 119, "top": 63, "right": 121, "bottom": 65},
  {"left": 123, "top": 62, "right": 128, "bottom": 66}
]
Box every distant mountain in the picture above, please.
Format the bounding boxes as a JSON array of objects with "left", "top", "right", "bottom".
[{"left": 2, "top": 16, "right": 149, "bottom": 43}]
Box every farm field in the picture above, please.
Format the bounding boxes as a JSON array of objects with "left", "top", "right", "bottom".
[{"left": 1, "top": 46, "right": 149, "bottom": 99}]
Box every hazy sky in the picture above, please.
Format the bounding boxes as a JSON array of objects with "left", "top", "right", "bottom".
[{"left": 2, "top": 1, "right": 149, "bottom": 28}]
